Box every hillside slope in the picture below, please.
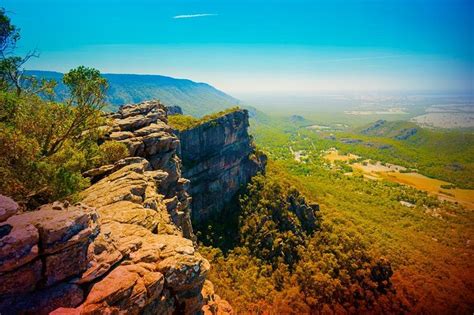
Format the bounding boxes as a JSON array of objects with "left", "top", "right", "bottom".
[
  {"left": 26, "top": 70, "right": 239, "bottom": 117},
  {"left": 357, "top": 120, "right": 474, "bottom": 166}
]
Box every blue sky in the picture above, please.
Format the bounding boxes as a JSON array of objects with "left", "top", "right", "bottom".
[{"left": 3, "top": 0, "right": 473, "bottom": 95}]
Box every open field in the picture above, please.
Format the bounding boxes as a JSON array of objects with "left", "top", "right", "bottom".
[
  {"left": 412, "top": 112, "right": 474, "bottom": 128},
  {"left": 322, "top": 149, "right": 474, "bottom": 209},
  {"left": 411, "top": 104, "right": 474, "bottom": 129},
  {"left": 323, "top": 149, "right": 359, "bottom": 162},
  {"left": 382, "top": 172, "right": 474, "bottom": 210}
]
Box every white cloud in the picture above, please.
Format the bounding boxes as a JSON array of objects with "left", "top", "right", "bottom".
[{"left": 173, "top": 13, "right": 218, "bottom": 19}]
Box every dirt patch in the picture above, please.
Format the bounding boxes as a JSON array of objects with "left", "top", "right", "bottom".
[{"left": 324, "top": 149, "right": 359, "bottom": 163}]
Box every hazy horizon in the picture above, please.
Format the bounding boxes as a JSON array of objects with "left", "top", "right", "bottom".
[{"left": 4, "top": 0, "right": 474, "bottom": 95}]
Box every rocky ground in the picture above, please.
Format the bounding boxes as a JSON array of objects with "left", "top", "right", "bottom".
[{"left": 0, "top": 101, "right": 232, "bottom": 314}]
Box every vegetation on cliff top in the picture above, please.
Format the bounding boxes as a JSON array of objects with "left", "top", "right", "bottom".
[{"left": 168, "top": 106, "right": 240, "bottom": 131}]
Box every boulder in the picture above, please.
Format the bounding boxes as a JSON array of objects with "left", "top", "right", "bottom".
[
  {"left": 0, "top": 259, "right": 42, "bottom": 296},
  {"left": 0, "top": 202, "right": 99, "bottom": 312},
  {"left": 0, "top": 195, "right": 19, "bottom": 222},
  {"left": 201, "top": 280, "right": 234, "bottom": 315},
  {"left": 0, "top": 220, "right": 39, "bottom": 273},
  {"left": 6, "top": 204, "right": 99, "bottom": 255},
  {"left": 81, "top": 264, "right": 164, "bottom": 314},
  {"left": 78, "top": 224, "right": 123, "bottom": 284},
  {"left": 44, "top": 242, "right": 89, "bottom": 286}
]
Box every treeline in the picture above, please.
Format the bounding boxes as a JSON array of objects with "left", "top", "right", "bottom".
[{"left": 0, "top": 9, "right": 127, "bottom": 207}]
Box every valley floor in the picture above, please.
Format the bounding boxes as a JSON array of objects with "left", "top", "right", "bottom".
[
  {"left": 246, "top": 119, "right": 474, "bottom": 313},
  {"left": 324, "top": 149, "right": 474, "bottom": 210}
]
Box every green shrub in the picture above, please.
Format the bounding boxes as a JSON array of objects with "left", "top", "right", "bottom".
[
  {"left": 168, "top": 106, "right": 240, "bottom": 131},
  {"left": 440, "top": 184, "right": 456, "bottom": 189},
  {"left": 95, "top": 141, "right": 129, "bottom": 166},
  {"left": 167, "top": 114, "right": 199, "bottom": 131},
  {"left": 0, "top": 66, "right": 110, "bottom": 207}
]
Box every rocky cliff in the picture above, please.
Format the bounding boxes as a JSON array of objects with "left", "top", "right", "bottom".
[
  {"left": 175, "top": 109, "right": 266, "bottom": 224},
  {"left": 166, "top": 105, "right": 183, "bottom": 115},
  {"left": 0, "top": 101, "right": 232, "bottom": 314}
]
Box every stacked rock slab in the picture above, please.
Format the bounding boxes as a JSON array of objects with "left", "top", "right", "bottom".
[
  {"left": 175, "top": 109, "right": 267, "bottom": 224},
  {"left": 93, "top": 100, "right": 195, "bottom": 240},
  {"left": 0, "top": 101, "right": 232, "bottom": 314},
  {"left": 76, "top": 157, "right": 210, "bottom": 314},
  {"left": 0, "top": 196, "right": 98, "bottom": 314}
]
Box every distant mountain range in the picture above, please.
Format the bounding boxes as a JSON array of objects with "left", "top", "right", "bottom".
[{"left": 26, "top": 70, "right": 240, "bottom": 117}]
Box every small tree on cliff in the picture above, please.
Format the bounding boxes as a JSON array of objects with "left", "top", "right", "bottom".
[
  {"left": 0, "top": 65, "right": 111, "bottom": 205},
  {"left": 42, "top": 66, "right": 108, "bottom": 156}
]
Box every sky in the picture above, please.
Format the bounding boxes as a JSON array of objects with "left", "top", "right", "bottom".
[{"left": 2, "top": 0, "right": 474, "bottom": 96}]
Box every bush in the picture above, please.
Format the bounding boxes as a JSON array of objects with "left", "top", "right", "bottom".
[
  {"left": 0, "top": 119, "right": 91, "bottom": 206},
  {"left": 440, "top": 184, "right": 456, "bottom": 189},
  {"left": 95, "top": 141, "right": 129, "bottom": 166},
  {"left": 168, "top": 107, "right": 240, "bottom": 131},
  {"left": 167, "top": 114, "right": 199, "bottom": 131}
]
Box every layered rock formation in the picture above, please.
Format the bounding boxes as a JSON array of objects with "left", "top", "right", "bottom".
[
  {"left": 0, "top": 197, "right": 99, "bottom": 314},
  {"left": 175, "top": 109, "right": 266, "bottom": 223},
  {"left": 103, "top": 101, "right": 194, "bottom": 240},
  {"left": 0, "top": 101, "right": 232, "bottom": 314}
]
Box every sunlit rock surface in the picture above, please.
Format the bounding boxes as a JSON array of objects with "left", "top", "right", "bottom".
[{"left": 0, "top": 101, "right": 232, "bottom": 315}]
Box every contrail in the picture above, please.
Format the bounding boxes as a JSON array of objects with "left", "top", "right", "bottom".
[{"left": 173, "top": 13, "right": 218, "bottom": 19}]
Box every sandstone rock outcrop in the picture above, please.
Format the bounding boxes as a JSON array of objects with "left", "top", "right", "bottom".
[
  {"left": 0, "top": 195, "right": 18, "bottom": 222},
  {"left": 175, "top": 109, "right": 266, "bottom": 223},
  {"left": 104, "top": 101, "right": 195, "bottom": 240},
  {"left": 0, "top": 101, "right": 232, "bottom": 314},
  {"left": 201, "top": 280, "right": 234, "bottom": 315},
  {"left": 0, "top": 198, "right": 98, "bottom": 314}
]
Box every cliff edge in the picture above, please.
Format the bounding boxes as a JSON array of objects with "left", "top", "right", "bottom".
[
  {"left": 0, "top": 101, "right": 232, "bottom": 314},
  {"left": 175, "top": 109, "right": 266, "bottom": 224}
]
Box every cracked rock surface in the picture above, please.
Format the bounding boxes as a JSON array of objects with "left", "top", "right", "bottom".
[{"left": 0, "top": 101, "right": 232, "bottom": 315}]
